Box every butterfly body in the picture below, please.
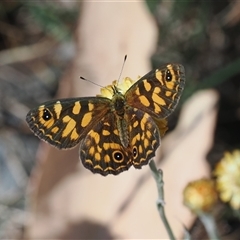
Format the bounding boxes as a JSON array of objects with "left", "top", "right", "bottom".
[
  {"left": 26, "top": 63, "right": 185, "bottom": 176},
  {"left": 109, "top": 87, "right": 129, "bottom": 147}
]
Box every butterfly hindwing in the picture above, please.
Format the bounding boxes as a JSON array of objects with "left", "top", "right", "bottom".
[
  {"left": 26, "top": 97, "right": 111, "bottom": 149},
  {"left": 80, "top": 113, "right": 132, "bottom": 175},
  {"left": 127, "top": 107, "right": 160, "bottom": 168},
  {"left": 125, "top": 63, "right": 185, "bottom": 119},
  {"left": 80, "top": 107, "right": 160, "bottom": 176}
]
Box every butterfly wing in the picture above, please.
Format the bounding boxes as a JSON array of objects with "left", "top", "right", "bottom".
[
  {"left": 80, "top": 112, "right": 132, "bottom": 175},
  {"left": 80, "top": 107, "right": 160, "bottom": 176},
  {"left": 127, "top": 107, "right": 160, "bottom": 169},
  {"left": 125, "top": 63, "right": 185, "bottom": 119},
  {"left": 26, "top": 97, "right": 111, "bottom": 149}
]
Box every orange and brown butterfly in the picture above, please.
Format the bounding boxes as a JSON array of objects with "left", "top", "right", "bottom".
[{"left": 26, "top": 63, "right": 185, "bottom": 176}]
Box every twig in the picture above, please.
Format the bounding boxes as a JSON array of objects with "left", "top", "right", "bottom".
[
  {"left": 199, "top": 212, "right": 220, "bottom": 240},
  {"left": 149, "top": 159, "right": 176, "bottom": 240}
]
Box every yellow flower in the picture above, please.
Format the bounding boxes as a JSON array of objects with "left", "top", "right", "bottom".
[
  {"left": 183, "top": 179, "right": 218, "bottom": 213},
  {"left": 98, "top": 77, "right": 136, "bottom": 98},
  {"left": 214, "top": 150, "right": 240, "bottom": 210},
  {"left": 152, "top": 117, "right": 168, "bottom": 137}
]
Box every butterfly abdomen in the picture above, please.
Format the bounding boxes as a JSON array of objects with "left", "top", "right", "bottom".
[
  {"left": 112, "top": 90, "right": 130, "bottom": 148},
  {"left": 116, "top": 117, "right": 129, "bottom": 148}
]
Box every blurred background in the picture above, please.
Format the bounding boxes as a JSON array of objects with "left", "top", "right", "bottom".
[{"left": 0, "top": 1, "right": 240, "bottom": 239}]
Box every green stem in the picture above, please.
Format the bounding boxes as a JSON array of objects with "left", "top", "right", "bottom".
[
  {"left": 149, "top": 160, "right": 176, "bottom": 240},
  {"left": 199, "top": 212, "right": 220, "bottom": 240}
]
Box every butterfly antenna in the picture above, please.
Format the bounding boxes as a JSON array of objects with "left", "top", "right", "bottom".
[
  {"left": 80, "top": 76, "right": 113, "bottom": 94},
  {"left": 79, "top": 76, "right": 105, "bottom": 89},
  {"left": 117, "top": 55, "right": 127, "bottom": 85}
]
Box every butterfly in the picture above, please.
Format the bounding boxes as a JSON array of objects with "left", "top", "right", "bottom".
[{"left": 26, "top": 63, "right": 185, "bottom": 176}]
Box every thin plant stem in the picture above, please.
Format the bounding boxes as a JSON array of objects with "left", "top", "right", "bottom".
[
  {"left": 199, "top": 212, "right": 220, "bottom": 240},
  {"left": 149, "top": 159, "right": 176, "bottom": 240}
]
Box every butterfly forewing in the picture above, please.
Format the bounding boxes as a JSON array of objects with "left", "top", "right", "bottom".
[
  {"left": 125, "top": 63, "right": 185, "bottom": 119},
  {"left": 26, "top": 97, "right": 111, "bottom": 149}
]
